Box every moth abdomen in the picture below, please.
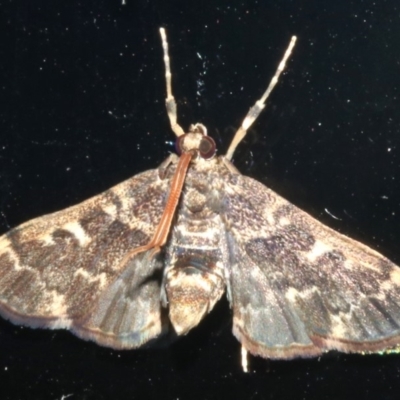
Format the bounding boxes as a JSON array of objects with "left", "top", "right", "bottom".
[{"left": 164, "top": 256, "right": 225, "bottom": 335}]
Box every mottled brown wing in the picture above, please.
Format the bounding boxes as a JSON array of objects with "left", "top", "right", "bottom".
[
  {"left": 223, "top": 173, "right": 400, "bottom": 359},
  {"left": 0, "top": 168, "right": 170, "bottom": 349}
]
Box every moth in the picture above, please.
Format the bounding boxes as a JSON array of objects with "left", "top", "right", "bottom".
[{"left": 1, "top": 28, "right": 400, "bottom": 372}]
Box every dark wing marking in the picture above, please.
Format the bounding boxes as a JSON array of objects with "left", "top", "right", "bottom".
[
  {"left": 0, "top": 168, "right": 170, "bottom": 349},
  {"left": 223, "top": 174, "right": 400, "bottom": 359}
]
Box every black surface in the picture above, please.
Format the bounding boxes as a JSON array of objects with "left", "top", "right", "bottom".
[{"left": 2, "top": 0, "right": 400, "bottom": 399}]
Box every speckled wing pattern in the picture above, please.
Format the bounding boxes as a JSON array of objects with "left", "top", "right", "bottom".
[
  {"left": 1, "top": 152, "right": 400, "bottom": 360},
  {"left": 5, "top": 26, "right": 400, "bottom": 364},
  {"left": 0, "top": 168, "right": 171, "bottom": 349},
  {"left": 223, "top": 172, "right": 400, "bottom": 359}
]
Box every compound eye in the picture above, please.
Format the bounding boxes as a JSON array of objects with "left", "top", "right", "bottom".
[
  {"left": 199, "top": 136, "right": 216, "bottom": 159},
  {"left": 175, "top": 135, "right": 185, "bottom": 156}
]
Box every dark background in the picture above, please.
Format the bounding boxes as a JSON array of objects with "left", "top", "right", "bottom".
[{"left": 2, "top": 0, "right": 400, "bottom": 399}]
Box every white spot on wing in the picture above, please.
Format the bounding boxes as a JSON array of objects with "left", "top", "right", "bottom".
[
  {"left": 74, "top": 268, "right": 107, "bottom": 289},
  {"left": 103, "top": 203, "right": 117, "bottom": 219},
  {"left": 279, "top": 216, "right": 290, "bottom": 226},
  {"left": 41, "top": 234, "right": 55, "bottom": 246},
  {"left": 43, "top": 290, "right": 72, "bottom": 328},
  {"left": 390, "top": 268, "right": 400, "bottom": 285},
  {"left": 48, "top": 290, "right": 68, "bottom": 315},
  {"left": 63, "top": 221, "right": 90, "bottom": 246},
  {"left": 382, "top": 268, "right": 400, "bottom": 291},
  {"left": 285, "top": 286, "right": 319, "bottom": 302},
  {"left": 330, "top": 314, "right": 349, "bottom": 338},
  {"left": 0, "top": 237, "right": 11, "bottom": 253},
  {"left": 306, "top": 240, "right": 332, "bottom": 262},
  {"left": 285, "top": 287, "right": 299, "bottom": 302}
]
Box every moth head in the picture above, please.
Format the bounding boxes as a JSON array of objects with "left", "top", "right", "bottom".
[{"left": 175, "top": 123, "right": 216, "bottom": 160}]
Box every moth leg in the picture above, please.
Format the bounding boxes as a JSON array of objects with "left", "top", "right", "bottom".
[
  {"left": 117, "top": 151, "right": 193, "bottom": 270},
  {"left": 159, "top": 28, "right": 185, "bottom": 138},
  {"left": 158, "top": 153, "right": 179, "bottom": 179},
  {"left": 241, "top": 346, "right": 249, "bottom": 373},
  {"left": 225, "top": 36, "right": 297, "bottom": 161},
  {"left": 220, "top": 156, "right": 241, "bottom": 174}
]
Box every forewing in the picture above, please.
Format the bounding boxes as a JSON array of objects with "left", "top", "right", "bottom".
[
  {"left": 223, "top": 173, "right": 400, "bottom": 359},
  {"left": 0, "top": 168, "right": 170, "bottom": 349}
]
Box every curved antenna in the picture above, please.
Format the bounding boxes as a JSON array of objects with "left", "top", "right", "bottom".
[
  {"left": 159, "top": 28, "right": 185, "bottom": 137},
  {"left": 225, "top": 36, "right": 297, "bottom": 160}
]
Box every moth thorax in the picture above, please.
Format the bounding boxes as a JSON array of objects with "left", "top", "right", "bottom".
[{"left": 165, "top": 266, "right": 224, "bottom": 335}]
